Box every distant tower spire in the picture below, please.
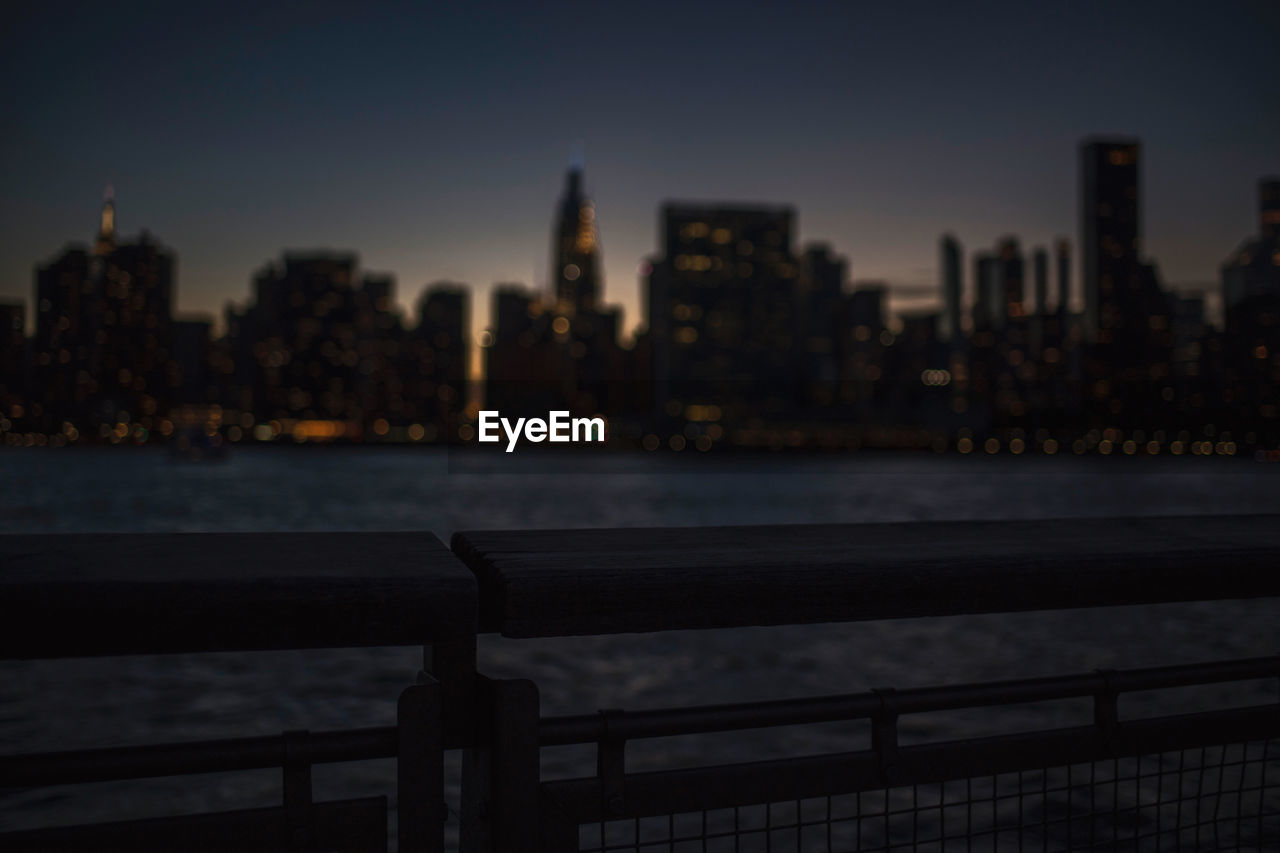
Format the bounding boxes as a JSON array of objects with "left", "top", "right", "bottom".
[
  {"left": 95, "top": 184, "right": 116, "bottom": 256},
  {"left": 552, "top": 164, "right": 601, "bottom": 315}
]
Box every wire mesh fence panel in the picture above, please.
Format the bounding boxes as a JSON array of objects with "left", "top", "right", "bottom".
[{"left": 574, "top": 740, "right": 1279, "bottom": 853}]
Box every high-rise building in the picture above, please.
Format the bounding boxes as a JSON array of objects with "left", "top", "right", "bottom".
[
  {"left": 795, "top": 243, "right": 847, "bottom": 409},
  {"left": 552, "top": 168, "right": 602, "bottom": 316},
  {"left": 171, "top": 318, "right": 212, "bottom": 404},
  {"left": 645, "top": 204, "right": 798, "bottom": 427},
  {"left": 1079, "top": 138, "right": 1174, "bottom": 425},
  {"left": 403, "top": 283, "right": 468, "bottom": 435},
  {"left": 32, "top": 193, "right": 176, "bottom": 434},
  {"left": 35, "top": 247, "right": 91, "bottom": 357},
  {"left": 95, "top": 186, "right": 116, "bottom": 257},
  {"left": 1032, "top": 248, "right": 1049, "bottom": 316},
  {"left": 1031, "top": 247, "right": 1049, "bottom": 354},
  {"left": 839, "top": 283, "right": 888, "bottom": 417},
  {"left": 0, "top": 301, "right": 24, "bottom": 421},
  {"left": 483, "top": 284, "right": 559, "bottom": 415},
  {"left": 1054, "top": 238, "right": 1071, "bottom": 318},
  {"left": 972, "top": 252, "right": 1000, "bottom": 330},
  {"left": 232, "top": 252, "right": 408, "bottom": 434},
  {"left": 1080, "top": 138, "right": 1142, "bottom": 343},
  {"left": 1260, "top": 177, "right": 1280, "bottom": 244},
  {"left": 1219, "top": 177, "right": 1280, "bottom": 442},
  {"left": 1222, "top": 177, "right": 1280, "bottom": 314},
  {"left": 96, "top": 231, "right": 176, "bottom": 424},
  {"left": 940, "top": 234, "right": 962, "bottom": 344},
  {"left": 969, "top": 237, "right": 1024, "bottom": 330},
  {"left": 997, "top": 236, "right": 1025, "bottom": 322}
]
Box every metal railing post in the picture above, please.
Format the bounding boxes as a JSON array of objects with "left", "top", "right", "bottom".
[
  {"left": 282, "top": 729, "right": 314, "bottom": 851},
  {"left": 398, "top": 674, "right": 444, "bottom": 853},
  {"left": 460, "top": 676, "right": 540, "bottom": 853},
  {"left": 430, "top": 636, "right": 477, "bottom": 747}
]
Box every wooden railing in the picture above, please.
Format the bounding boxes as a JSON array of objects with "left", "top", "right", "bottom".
[{"left": 1, "top": 514, "right": 1278, "bottom": 851}]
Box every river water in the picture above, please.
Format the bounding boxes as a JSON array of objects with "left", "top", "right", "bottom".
[{"left": 1, "top": 447, "right": 1277, "bottom": 840}]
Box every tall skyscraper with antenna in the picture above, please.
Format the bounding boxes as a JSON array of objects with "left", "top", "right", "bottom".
[
  {"left": 552, "top": 166, "right": 602, "bottom": 316},
  {"left": 95, "top": 185, "right": 116, "bottom": 257}
]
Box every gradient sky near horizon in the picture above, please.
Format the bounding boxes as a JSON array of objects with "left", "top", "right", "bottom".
[{"left": 2, "top": 1, "right": 1278, "bottom": 343}]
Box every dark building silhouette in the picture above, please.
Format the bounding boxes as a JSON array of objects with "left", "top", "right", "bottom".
[
  {"left": 1222, "top": 177, "right": 1280, "bottom": 315},
  {"left": 483, "top": 284, "right": 560, "bottom": 415},
  {"left": 997, "top": 236, "right": 1026, "bottom": 323},
  {"left": 220, "top": 252, "right": 455, "bottom": 439},
  {"left": 33, "top": 246, "right": 92, "bottom": 428},
  {"left": 483, "top": 167, "right": 628, "bottom": 420},
  {"left": 836, "top": 282, "right": 890, "bottom": 422},
  {"left": 1078, "top": 138, "right": 1173, "bottom": 427},
  {"left": 940, "top": 234, "right": 963, "bottom": 344},
  {"left": 1032, "top": 248, "right": 1049, "bottom": 317},
  {"left": 1080, "top": 138, "right": 1165, "bottom": 345},
  {"left": 8, "top": 144, "right": 1280, "bottom": 454},
  {"left": 1218, "top": 177, "right": 1280, "bottom": 446},
  {"left": 1261, "top": 177, "right": 1280, "bottom": 244},
  {"left": 31, "top": 193, "right": 175, "bottom": 438},
  {"left": 1030, "top": 247, "right": 1049, "bottom": 355},
  {"left": 796, "top": 243, "right": 847, "bottom": 409},
  {"left": 171, "top": 318, "right": 212, "bottom": 405},
  {"left": 1055, "top": 238, "right": 1071, "bottom": 319},
  {"left": 552, "top": 168, "right": 602, "bottom": 316},
  {"left": 972, "top": 251, "right": 998, "bottom": 330},
  {"left": 645, "top": 204, "right": 799, "bottom": 429},
  {"left": 0, "top": 301, "right": 24, "bottom": 427}
]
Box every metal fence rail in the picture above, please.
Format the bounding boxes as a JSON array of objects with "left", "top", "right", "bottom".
[
  {"left": 1, "top": 516, "right": 1277, "bottom": 851},
  {"left": 568, "top": 743, "right": 1279, "bottom": 852},
  {"left": 526, "top": 659, "right": 1280, "bottom": 851}
]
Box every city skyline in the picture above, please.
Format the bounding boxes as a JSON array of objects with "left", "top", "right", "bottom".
[
  {"left": 4, "top": 2, "right": 1278, "bottom": 341},
  {"left": 5, "top": 134, "right": 1278, "bottom": 454},
  {"left": 7, "top": 148, "right": 1271, "bottom": 364}
]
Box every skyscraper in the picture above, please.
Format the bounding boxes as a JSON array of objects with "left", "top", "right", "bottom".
[
  {"left": 95, "top": 186, "right": 116, "bottom": 257},
  {"left": 1031, "top": 247, "right": 1048, "bottom": 354},
  {"left": 1054, "top": 238, "right": 1071, "bottom": 319},
  {"left": 1222, "top": 177, "right": 1280, "bottom": 314},
  {"left": 645, "top": 203, "right": 799, "bottom": 427},
  {"left": 1032, "top": 248, "right": 1048, "bottom": 316},
  {"left": 1079, "top": 137, "right": 1173, "bottom": 425},
  {"left": 1260, "top": 177, "right": 1280, "bottom": 244},
  {"left": 1080, "top": 138, "right": 1141, "bottom": 343},
  {"left": 997, "top": 236, "right": 1025, "bottom": 323},
  {"left": 233, "top": 252, "right": 407, "bottom": 433},
  {"left": 940, "top": 234, "right": 962, "bottom": 344},
  {"left": 0, "top": 301, "right": 24, "bottom": 421},
  {"left": 552, "top": 168, "right": 602, "bottom": 316},
  {"left": 483, "top": 284, "right": 560, "bottom": 415},
  {"left": 404, "top": 283, "right": 469, "bottom": 435},
  {"left": 972, "top": 251, "right": 1000, "bottom": 330},
  {"left": 32, "top": 193, "right": 177, "bottom": 435}
]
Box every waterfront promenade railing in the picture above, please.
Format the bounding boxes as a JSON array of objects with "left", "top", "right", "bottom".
[{"left": 1, "top": 515, "right": 1278, "bottom": 851}]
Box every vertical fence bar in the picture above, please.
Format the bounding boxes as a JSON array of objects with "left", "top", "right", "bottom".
[
  {"left": 430, "top": 636, "right": 477, "bottom": 747},
  {"left": 281, "top": 729, "right": 315, "bottom": 851},
  {"left": 398, "top": 674, "right": 444, "bottom": 853},
  {"left": 460, "top": 676, "right": 541, "bottom": 853}
]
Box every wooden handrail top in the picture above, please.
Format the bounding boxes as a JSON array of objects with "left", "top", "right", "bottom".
[
  {"left": 0, "top": 532, "right": 476, "bottom": 658},
  {"left": 452, "top": 514, "right": 1280, "bottom": 637}
]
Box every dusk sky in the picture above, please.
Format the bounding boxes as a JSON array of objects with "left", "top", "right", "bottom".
[{"left": 3, "top": 1, "right": 1278, "bottom": 345}]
